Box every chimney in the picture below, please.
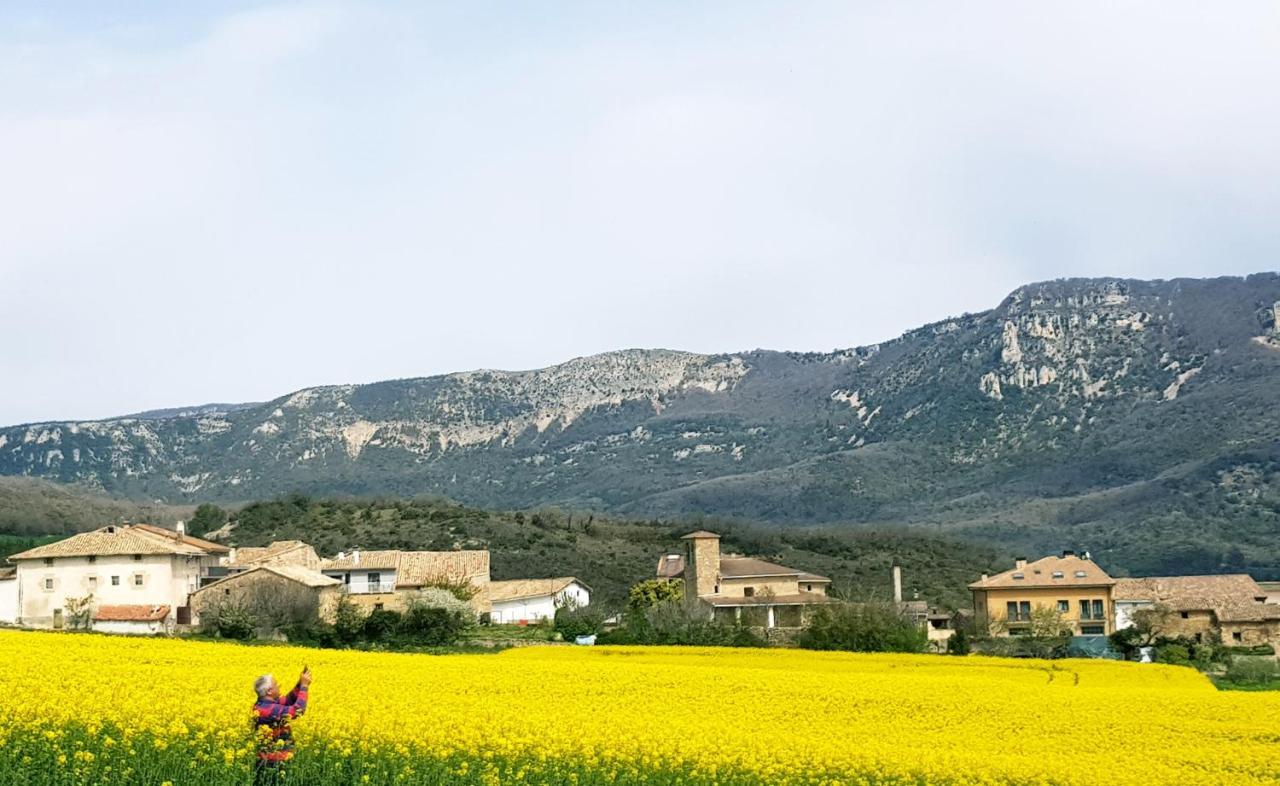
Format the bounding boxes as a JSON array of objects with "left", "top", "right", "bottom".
[
  {"left": 353, "top": 549, "right": 361, "bottom": 566},
  {"left": 980, "top": 573, "right": 988, "bottom": 582},
  {"left": 336, "top": 551, "right": 346, "bottom": 560},
  {"left": 892, "top": 561, "right": 903, "bottom": 604},
  {"left": 1062, "top": 549, "right": 1075, "bottom": 558},
  {"left": 176, "top": 520, "right": 186, "bottom": 537},
  {"left": 1015, "top": 557, "right": 1027, "bottom": 571}
]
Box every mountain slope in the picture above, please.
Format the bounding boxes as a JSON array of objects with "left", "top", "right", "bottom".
[{"left": 3, "top": 274, "right": 1279, "bottom": 574}]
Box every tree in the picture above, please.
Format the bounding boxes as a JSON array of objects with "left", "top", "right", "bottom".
[
  {"left": 627, "top": 578, "right": 683, "bottom": 612},
  {"left": 65, "top": 594, "right": 94, "bottom": 631},
  {"left": 1028, "top": 606, "right": 1073, "bottom": 638},
  {"left": 187, "top": 504, "right": 227, "bottom": 538},
  {"left": 1109, "top": 604, "right": 1173, "bottom": 660},
  {"left": 333, "top": 596, "right": 366, "bottom": 644}
]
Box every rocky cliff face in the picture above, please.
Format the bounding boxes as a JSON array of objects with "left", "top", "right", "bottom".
[{"left": 4, "top": 274, "right": 1280, "bottom": 574}]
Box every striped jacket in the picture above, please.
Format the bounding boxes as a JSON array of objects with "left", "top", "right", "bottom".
[{"left": 253, "top": 681, "right": 308, "bottom": 762}]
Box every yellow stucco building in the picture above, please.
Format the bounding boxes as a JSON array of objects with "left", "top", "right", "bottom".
[{"left": 969, "top": 551, "right": 1115, "bottom": 637}]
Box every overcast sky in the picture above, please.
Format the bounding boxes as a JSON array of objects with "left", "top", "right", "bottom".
[{"left": 2, "top": 1, "right": 1277, "bottom": 425}]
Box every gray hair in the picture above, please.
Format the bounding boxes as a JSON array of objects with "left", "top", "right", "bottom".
[{"left": 254, "top": 674, "right": 275, "bottom": 698}]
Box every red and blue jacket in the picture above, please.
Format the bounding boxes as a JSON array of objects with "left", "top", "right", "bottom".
[{"left": 253, "top": 681, "right": 308, "bottom": 762}]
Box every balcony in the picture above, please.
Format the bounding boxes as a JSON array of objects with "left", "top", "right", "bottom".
[{"left": 341, "top": 582, "right": 397, "bottom": 594}]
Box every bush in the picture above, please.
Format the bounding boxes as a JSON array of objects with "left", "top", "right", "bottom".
[
  {"left": 400, "top": 603, "right": 470, "bottom": 646},
  {"left": 211, "top": 604, "right": 257, "bottom": 641},
  {"left": 554, "top": 603, "right": 605, "bottom": 641},
  {"left": 636, "top": 600, "right": 765, "bottom": 647},
  {"left": 1157, "top": 644, "right": 1191, "bottom": 665},
  {"left": 1222, "top": 658, "right": 1280, "bottom": 686},
  {"left": 946, "top": 626, "right": 971, "bottom": 656},
  {"left": 363, "top": 609, "right": 403, "bottom": 642},
  {"left": 799, "top": 603, "right": 927, "bottom": 654},
  {"left": 333, "top": 597, "right": 366, "bottom": 645}
]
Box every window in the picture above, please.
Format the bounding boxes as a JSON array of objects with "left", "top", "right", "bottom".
[
  {"left": 43, "top": 558, "right": 53, "bottom": 567},
  {"left": 1081, "top": 625, "right": 1105, "bottom": 636},
  {"left": 374, "top": 603, "right": 385, "bottom": 611},
  {"left": 1074, "top": 570, "right": 1087, "bottom": 578},
  {"left": 1006, "top": 601, "right": 1031, "bottom": 622},
  {"left": 224, "top": 589, "right": 231, "bottom": 596},
  {"left": 743, "top": 587, "right": 755, "bottom": 598},
  {"left": 367, "top": 572, "right": 382, "bottom": 590},
  {"left": 1057, "top": 600, "right": 1069, "bottom": 613},
  {"left": 133, "top": 554, "right": 142, "bottom": 562},
  {"left": 111, "top": 576, "right": 120, "bottom": 586},
  {"left": 44, "top": 578, "right": 54, "bottom": 591},
  {"left": 805, "top": 584, "right": 813, "bottom": 592},
  {"left": 134, "top": 574, "right": 144, "bottom": 587},
  {"left": 87, "top": 576, "right": 98, "bottom": 589},
  {"left": 1232, "top": 631, "right": 1243, "bottom": 642},
  {"left": 1180, "top": 611, "right": 1189, "bottom": 619},
  {"left": 88, "top": 556, "right": 97, "bottom": 564},
  {"left": 1012, "top": 572, "right": 1025, "bottom": 580},
  {"left": 1092, "top": 599, "right": 1104, "bottom": 620},
  {"left": 1051, "top": 571, "right": 1064, "bottom": 579}
]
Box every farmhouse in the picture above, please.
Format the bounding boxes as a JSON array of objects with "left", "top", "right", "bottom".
[
  {"left": 488, "top": 577, "right": 590, "bottom": 624},
  {"left": 680, "top": 531, "right": 834, "bottom": 628},
  {"left": 320, "top": 549, "right": 492, "bottom": 615},
  {"left": 6, "top": 523, "right": 228, "bottom": 629},
  {"left": 969, "top": 552, "right": 1116, "bottom": 637},
  {"left": 190, "top": 564, "right": 343, "bottom": 626},
  {"left": 1113, "top": 574, "right": 1280, "bottom": 647},
  {"left": 229, "top": 540, "right": 322, "bottom": 571}
]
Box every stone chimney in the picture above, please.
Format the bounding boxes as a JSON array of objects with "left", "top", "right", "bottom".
[
  {"left": 176, "top": 520, "right": 186, "bottom": 537},
  {"left": 680, "top": 531, "right": 720, "bottom": 606},
  {"left": 1015, "top": 557, "right": 1027, "bottom": 571},
  {"left": 892, "top": 560, "right": 903, "bottom": 604}
]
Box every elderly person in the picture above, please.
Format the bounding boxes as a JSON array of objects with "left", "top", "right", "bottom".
[{"left": 252, "top": 667, "right": 311, "bottom": 785}]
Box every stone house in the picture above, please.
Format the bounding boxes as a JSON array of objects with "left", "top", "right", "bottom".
[
  {"left": 320, "top": 549, "right": 492, "bottom": 616},
  {"left": 7, "top": 523, "right": 229, "bottom": 629},
  {"left": 189, "top": 564, "right": 343, "bottom": 627},
  {"left": 1113, "top": 574, "right": 1280, "bottom": 647},
  {"left": 489, "top": 577, "right": 590, "bottom": 624},
  {"left": 969, "top": 552, "right": 1116, "bottom": 637},
  {"left": 680, "top": 531, "right": 834, "bottom": 629}
]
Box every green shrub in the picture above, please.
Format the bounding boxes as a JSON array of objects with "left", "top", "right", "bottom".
[
  {"left": 1222, "top": 658, "right": 1280, "bottom": 686},
  {"left": 636, "top": 600, "right": 765, "bottom": 647},
  {"left": 553, "top": 603, "right": 604, "bottom": 640},
  {"left": 363, "top": 609, "right": 403, "bottom": 642},
  {"left": 333, "top": 597, "right": 366, "bottom": 644},
  {"left": 1157, "top": 644, "right": 1191, "bottom": 665},
  {"left": 400, "top": 603, "right": 470, "bottom": 646},
  {"left": 946, "top": 626, "right": 971, "bottom": 656},
  {"left": 212, "top": 604, "right": 257, "bottom": 641},
  {"left": 799, "top": 603, "right": 927, "bottom": 654}
]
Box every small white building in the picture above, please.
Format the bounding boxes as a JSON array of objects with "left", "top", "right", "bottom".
[
  {"left": 488, "top": 577, "right": 590, "bottom": 624},
  {"left": 0, "top": 567, "right": 18, "bottom": 624},
  {"left": 7, "top": 523, "right": 229, "bottom": 629},
  {"left": 93, "top": 604, "right": 172, "bottom": 635}
]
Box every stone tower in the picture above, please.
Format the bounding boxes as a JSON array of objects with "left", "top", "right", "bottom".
[{"left": 681, "top": 531, "right": 721, "bottom": 606}]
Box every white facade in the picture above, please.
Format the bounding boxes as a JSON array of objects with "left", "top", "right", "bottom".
[
  {"left": 0, "top": 579, "right": 17, "bottom": 624},
  {"left": 321, "top": 568, "right": 398, "bottom": 594},
  {"left": 1114, "top": 599, "right": 1154, "bottom": 631},
  {"left": 13, "top": 553, "right": 217, "bottom": 629},
  {"left": 490, "top": 581, "right": 590, "bottom": 624},
  {"left": 94, "top": 618, "right": 169, "bottom": 636}
]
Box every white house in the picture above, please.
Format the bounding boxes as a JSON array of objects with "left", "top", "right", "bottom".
[
  {"left": 488, "top": 577, "right": 590, "bottom": 624},
  {"left": 6, "top": 523, "right": 229, "bottom": 630},
  {"left": 92, "top": 604, "right": 173, "bottom": 635},
  {"left": 0, "top": 567, "right": 18, "bottom": 624}
]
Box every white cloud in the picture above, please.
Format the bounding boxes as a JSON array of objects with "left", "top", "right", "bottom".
[{"left": 0, "top": 1, "right": 1276, "bottom": 424}]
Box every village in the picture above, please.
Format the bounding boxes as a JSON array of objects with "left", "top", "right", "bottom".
[{"left": 1, "top": 521, "right": 1277, "bottom": 664}]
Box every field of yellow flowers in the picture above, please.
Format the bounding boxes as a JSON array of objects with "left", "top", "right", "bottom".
[{"left": 1, "top": 630, "right": 1278, "bottom": 786}]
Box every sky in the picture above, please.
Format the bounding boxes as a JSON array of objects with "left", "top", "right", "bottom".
[{"left": 2, "top": 1, "right": 1277, "bottom": 425}]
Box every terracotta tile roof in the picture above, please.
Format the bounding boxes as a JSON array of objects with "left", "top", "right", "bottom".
[
  {"left": 681, "top": 531, "right": 720, "bottom": 539},
  {"left": 0, "top": 567, "right": 15, "bottom": 581},
  {"left": 396, "top": 550, "right": 489, "bottom": 587},
  {"left": 969, "top": 555, "right": 1115, "bottom": 590},
  {"left": 719, "top": 556, "right": 828, "bottom": 582},
  {"left": 703, "top": 591, "right": 837, "bottom": 607},
  {"left": 320, "top": 550, "right": 403, "bottom": 571},
  {"left": 1113, "top": 575, "right": 1276, "bottom": 622},
  {"left": 94, "top": 604, "right": 170, "bottom": 622},
  {"left": 194, "top": 565, "right": 340, "bottom": 594},
  {"left": 231, "top": 541, "right": 319, "bottom": 569},
  {"left": 656, "top": 554, "right": 685, "bottom": 578},
  {"left": 131, "top": 523, "right": 230, "bottom": 554},
  {"left": 488, "top": 577, "right": 586, "bottom": 603},
  {"left": 8, "top": 525, "right": 227, "bottom": 560}
]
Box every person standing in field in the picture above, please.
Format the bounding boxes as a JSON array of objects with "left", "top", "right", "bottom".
[{"left": 252, "top": 667, "right": 312, "bottom": 785}]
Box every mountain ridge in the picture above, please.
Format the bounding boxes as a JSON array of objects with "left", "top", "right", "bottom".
[{"left": 4, "top": 273, "right": 1280, "bottom": 575}]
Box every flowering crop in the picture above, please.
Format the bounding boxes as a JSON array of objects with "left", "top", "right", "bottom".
[{"left": 0, "top": 629, "right": 1277, "bottom": 785}]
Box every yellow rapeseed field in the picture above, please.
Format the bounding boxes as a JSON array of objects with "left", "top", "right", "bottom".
[{"left": 0, "top": 629, "right": 1277, "bottom": 786}]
